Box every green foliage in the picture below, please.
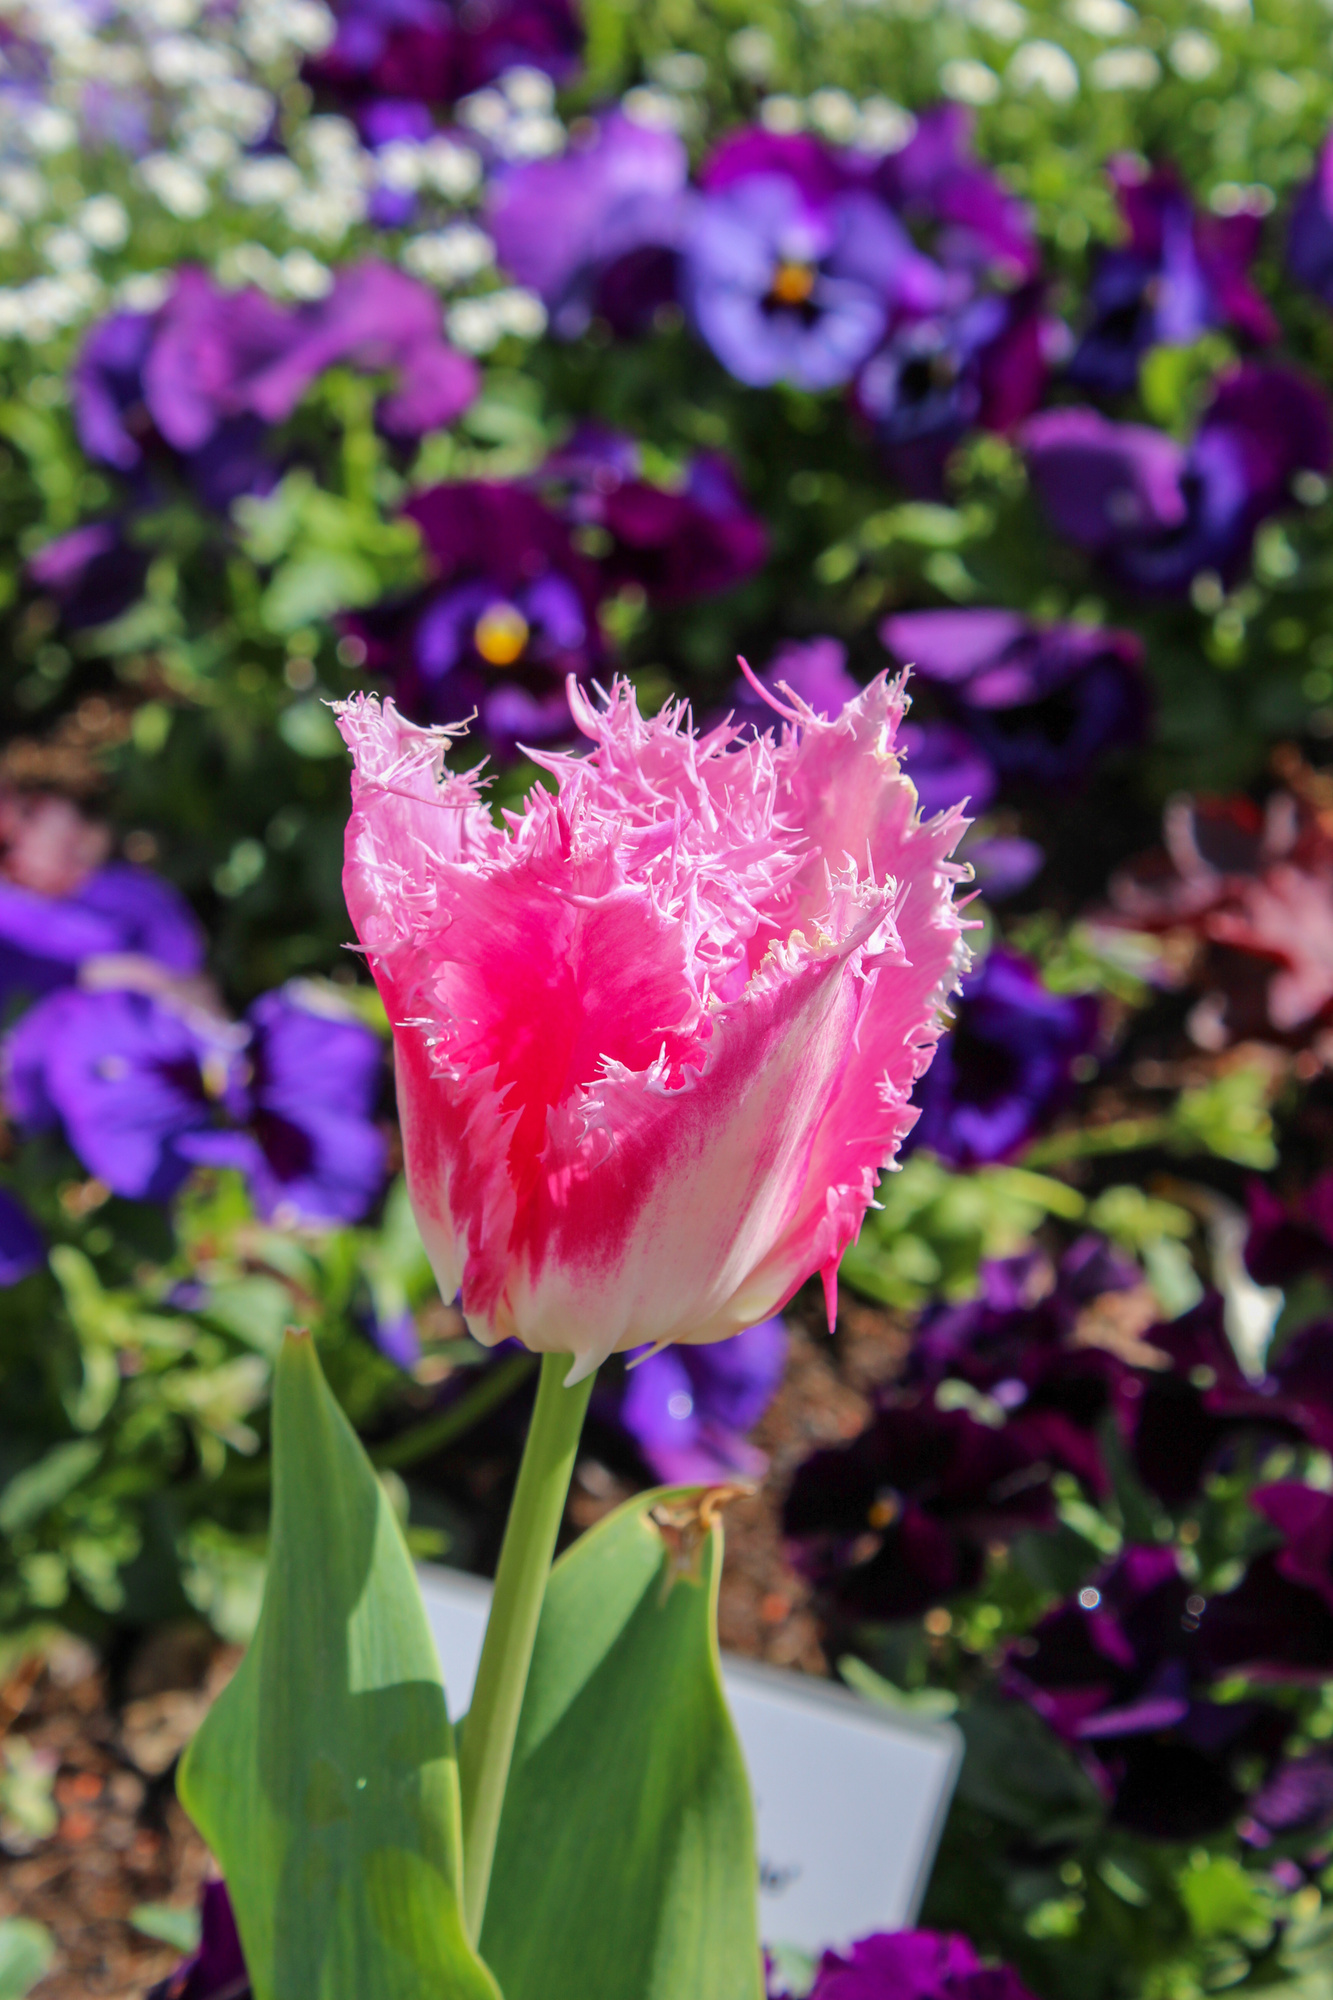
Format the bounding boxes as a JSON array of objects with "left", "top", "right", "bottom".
[
  {"left": 0, "top": 1923, "right": 52, "bottom": 2000},
  {"left": 481, "top": 1489, "right": 763, "bottom": 2000},
  {"left": 179, "top": 1332, "right": 499, "bottom": 2000}
]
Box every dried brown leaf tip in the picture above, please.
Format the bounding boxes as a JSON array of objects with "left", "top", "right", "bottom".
[{"left": 650, "top": 1484, "right": 757, "bottom": 1590}]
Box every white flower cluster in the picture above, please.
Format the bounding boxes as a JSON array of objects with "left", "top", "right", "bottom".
[
  {"left": 0, "top": 0, "right": 542, "bottom": 348},
  {"left": 756, "top": 88, "right": 917, "bottom": 155}
]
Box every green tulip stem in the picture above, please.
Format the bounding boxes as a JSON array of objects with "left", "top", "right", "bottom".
[{"left": 458, "top": 1349, "right": 594, "bottom": 1943}]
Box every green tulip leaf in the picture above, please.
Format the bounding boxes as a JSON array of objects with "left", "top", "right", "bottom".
[
  {"left": 480, "top": 1486, "right": 763, "bottom": 2000},
  {"left": 178, "top": 1331, "right": 500, "bottom": 2000}
]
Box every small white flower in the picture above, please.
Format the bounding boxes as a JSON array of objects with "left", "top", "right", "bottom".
[
  {"left": 620, "top": 86, "right": 684, "bottom": 130},
  {"left": 1197, "top": 0, "right": 1248, "bottom": 16},
  {"left": 728, "top": 28, "right": 775, "bottom": 81},
  {"left": 501, "top": 113, "right": 565, "bottom": 160},
  {"left": 117, "top": 270, "right": 173, "bottom": 312},
  {"left": 138, "top": 153, "right": 211, "bottom": 218},
  {"left": 217, "top": 240, "right": 285, "bottom": 292},
  {"left": 488, "top": 286, "right": 546, "bottom": 338},
  {"left": 134, "top": 0, "right": 201, "bottom": 28},
  {"left": 78, "top": 194, "right": 131, "bottom": 251},
  {"left": 304, "top": 115, "right": 362, "bottom": 163},
  {"left": 280, "top": 248, "right": 333, "bottom": 299},
  {"left": 501, "top": 64, "right": 557, "bottom": 110},
  {"left": 376, "top": 139, "right": 425, "bottom": 193},
  {"left": 1007, "top": 39, "right": 1080, "bottom": 99},
  {"left": 456, "top": 88, "right": 509, "bottom": 137},
  {"left": 1255, "top": 69, "right": 1303, "bottom": 114},
  {"left": 0, "top": 166, "right": 49, "bottom": 220},
  {"left": 182, "top": 126, "right": 240, "bottom": 172},
  {"left": 447, "top": 296, "right": 503, "bottom": 353},
  {"left": 401, "top": 223, "right": 495, "bottom": 287},
  {"left": 1089, "top": 45, "right": 1160, "bottom": 88},
  {"left": 229, "top": 154, "right": 303, "bottom": 205},
  {"left": 187, "top": 80, "right": 275, "bottom": 141},
  {"left": 0, "top": 214, "right": 19, "bottom": 251},
  {"left": 42, "top": 225, "right": 91, "bottom": 271},
  {"left": 149, "top": 35, "right": 236, "bottom": 87},
  {"left": 419, "top": 138, "right": 482, "bottom": 199},
  {"left": 22, "top": 105, "right": 78, "bottom": 154},
  {"left": 1168, "top": 30, "right": 1219, "bottom": 77},
  {"left": 967, "top": 0, "right": 1028, "bottom": 41},
  {"left": 759, "top": 94, "right": 806, "bottom": 132},
  {"left": 1067, "top": 0, "right": 1137, "bottom": 30},
  {"left": 285, "top": 185, "right": 366, "bottom": 240},
  {"left": 807, "top": 88, "right": 860, "bottom": 142},
  {"left": 1209, "top": 181, "right": 1274, "bottom": 217},
  {"left": 857, "top": 98, "right": 916, "bottom": 154},
  {"left": 939, "top": 57, "right": 1002, "bottom": 103},
  {"left": 648, "top": 50, "right": 707, "bottom": 90}
]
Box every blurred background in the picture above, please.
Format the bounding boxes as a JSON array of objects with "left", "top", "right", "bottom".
[{"left": 5, "top": 0, "right": 1333, "bottom": 1991}]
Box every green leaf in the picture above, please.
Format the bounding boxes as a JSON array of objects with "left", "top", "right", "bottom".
[
  {"left": 0, "top": 1440, "right": 101, "bottom": 1533},
  {"left": 178, "top": 1332, "right": 499, "bottom": 2000},
  {"left": 0, "top": 1919, "right": 54, "bottom": 2000},
  {"left": 130, "top": 1902, "right": 202, "bottom": 1953},
  {"left": 480, "top": 1487, "right": 763, "bottom": 2000}
]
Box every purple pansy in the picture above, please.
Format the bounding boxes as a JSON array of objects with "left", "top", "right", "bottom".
[
  {"left": 0, "top": 862, "right": 205, "bottom": 1013},
  {"left": 73, "top": 263, "right": 477, "bottom": 509},
  {"left": 1245, "top": 1174, "right": 1333, "bottom": 1291},
  {"left": 856, "top": 285, "right": 1048, "bottom": 496},
  {"left": 881, "top": 609, "right": 1147, "bottom": 788},
  {"left": 1070, "top": 159, "right": 1277, "bottom": 398},
  {"left": 1288, "top": 132, "right": 1333, "bottom": 306},
  {"left": 618, "top": 1317, "right": 787, "bottom": 1485},
  {"left": 360, "top": 98, "right": 434, "bottom": 227},
  {"left": 0, "top": 1189, "right": 44, "bottom": 1287},
  {"left": 906, "top": 946, "right": 1098, "bottom": 1168},
  {"left": 489, "top": 110, "right": 690, "bottom": 338},
  {"left": 1024, "top": 367, "right": 1332, "bottom": 592},
  {"left": 898, "top": 721, "right": 997, "bottom": 821},
  {"left": 1005, "top": 1545, "right": 1290, "bottom": 1838},
  {"left": 874, "top": 104, "right": 1039, "bottom": 282},
  {"left": 682, "top": 130, "right": 946, "bottom": 393},
  {"left": 722, "top": 636, "right": 862, "bottom": 735},
  {"left": 1244, "top": 1750, "right": 1333, "bottom": 1846},
  {"left": 4, "top": 983, "right": 386, "bottom": 1221},
  {"left": 777, "top": 1930, "right": 1039, "bottom": 2000},
  {"left": 305, "top": 0, "right": 582, "bottom": 112},
  {"left": 783, "top": 1394, "right": 1079, "bottom": 1622},
  {"left": 348, "top": 479, "right": 605, "bottom": 753},
  {"left": 148, "top": 1879, "right": 249, "bottom": 2000},
  {"left": 1200, "top": 1484, "right": 1333, "bottom": 1681},
  {"left": 27, "top": 523, "right": 150, "bottom": 632}
]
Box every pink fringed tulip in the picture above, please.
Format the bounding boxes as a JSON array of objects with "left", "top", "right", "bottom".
[{"left": 337, "top": 675, "right": 969, "bottom": 1380}]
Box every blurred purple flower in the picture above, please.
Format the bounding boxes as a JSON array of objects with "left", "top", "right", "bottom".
[
  {"left": 619, "top": 1318, "right": 787, "bottom": 1485},
  {"left": 347, "top": 479, "right": 604, "bottom": 754},
  {"left": 1245, "top": 1174, "right": 1333, "bottom": 1290},
  {"left": 856, "top": 286, "right": 1048, "bottom": 496},
  {"left": 360, "top": 98, "right": 433, "bottom": 226},
  {"left": 0, "top": 1188, "right": 43, "bottom": 1287},
  {"left": 963, "top": 835, "right": 1044, "bottom": 901},
  {"left": 874, "top": 105, "right": 1038, "bottom": 282},
  {"left": 1199, "top": 1482, "right": 1333, "bottom": 1680},
  {"left": 722, "top": 636, "right": 862, "bottom": 734},
  {"left": 489, "top": 110, "right": 690, "bottom": 338},
  {"left": 784, "top": 1394, "right": 1077, "bottom": 1621},
  {"left": 73, "top": 263, "right": 477, "bottom": 508},
  {"left": 897, "top": 721, "right": 997, "bottom": 821},
  {"left": 1070, "top": 159, "right": 1276, "bottom": 398},
  {"left": 27, "top": 523, "right": 149, "bottom": 631},
  {"left": 1024, "top": 367, "right": 1332, "bottom": 592},
  {"left": 148, "top": 1880, "right": 249, "bottom": 2000},
  {"left": 304, "top": 0, "right": 582, "bottom": 109},
  {"left": 0, "top": 862, "right": 205, "bottom": 1013},
  {"left": 5, "top": 983, "right": 385, "bottom": 1220},
  {"left": 786, "top": 1930, "right": 1039, "bottom": 2000},
  {"left": 1244, "top": 1749, "right": 1333, "bottom": 1846},
  {"left": 683, "top": 130, "right": 946, "bottom": 392},
  {"left": 1288, "top": 133, "right": 1333, "bottom": 306},
  {"left": 907, "top": 946, "right": 1098, "bottom": 1167},
  {"left": 1005, "top": 1544, "right": 1290, "bottom": 1838},
  {"left": 881, "top": 609, "right": 1147, "bottom": 788}
]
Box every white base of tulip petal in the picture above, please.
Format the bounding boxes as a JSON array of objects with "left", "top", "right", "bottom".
[{"left": 417, "top": 1562, "right": 962, "bottom": 1958}]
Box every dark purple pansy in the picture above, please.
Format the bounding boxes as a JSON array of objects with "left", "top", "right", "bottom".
[
  {"left": 0, "top": 1188, "right": 43, "bottom": 1287},
  {"left": 360, "top": 98, "right": 433, "bottom": 227},
  {"left": 898, "top": 721, "right": 997, "bottom": 822},
  {"left": 304, "top": 0, "right": 583, "bottom": 110},
  {"left": 682, "top": 129, "right": 946, "bottom": 392},
  {"left": 882, "top": 609, "right": 1147, "bottom": 788},
  {"left": 783, "top": 1394, "right": 1076, "bottom": 1622},
  {"left": 1245, "top": 1174, "right": 1333, "bottom": 1291},
  {"left": 618, "top": 1317, "right": 787, "bottom": 1485},
  {"left": 907, "top": 946, "right": 1098, "bottom": 1168},
  {"left": 1070, "top": 158, "right": 1276, "bottom": 398},
  {"left": 489, "top": 110, "right": 690, "bottom": 339},
  {"left": 1244, "top": 1749, "right": 1333, "bottom": 1846},
  {"left": 790, "top": 1929, "right": 1039, "bottom": 2000},
  {"left": 27, "top": 522, "right": 149, "bottom": 631},
  {"left": 4, "top": 982, "right": 385, "bottom": 1221},
  {"left": 856, "top": 285, "right": 1048, "bottom": 497},
  {"left": 1005, "top": 1544, "right": 1290, "bottom": 1839},
  {"left": 874, "top": 104, "right": 1039, "bottom": 282},
  {"left": 0, "top": 862, "right": 205, "bottom": 1013},
  {"left": 1288, "top": 132, "right": 1333, "bottom": 306},
  {"left": 348, "top": 479, "right": 605, "bottom": 754},
  {"left": 148, "top": 1879, "right": 250, "bottom": 2000},
  {"left": 1201, "top": 1482, "right": 1333, "bottom": 1681},
  {"left": 1024, "top": 367, "right": 1332, "bottom": 593}
]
